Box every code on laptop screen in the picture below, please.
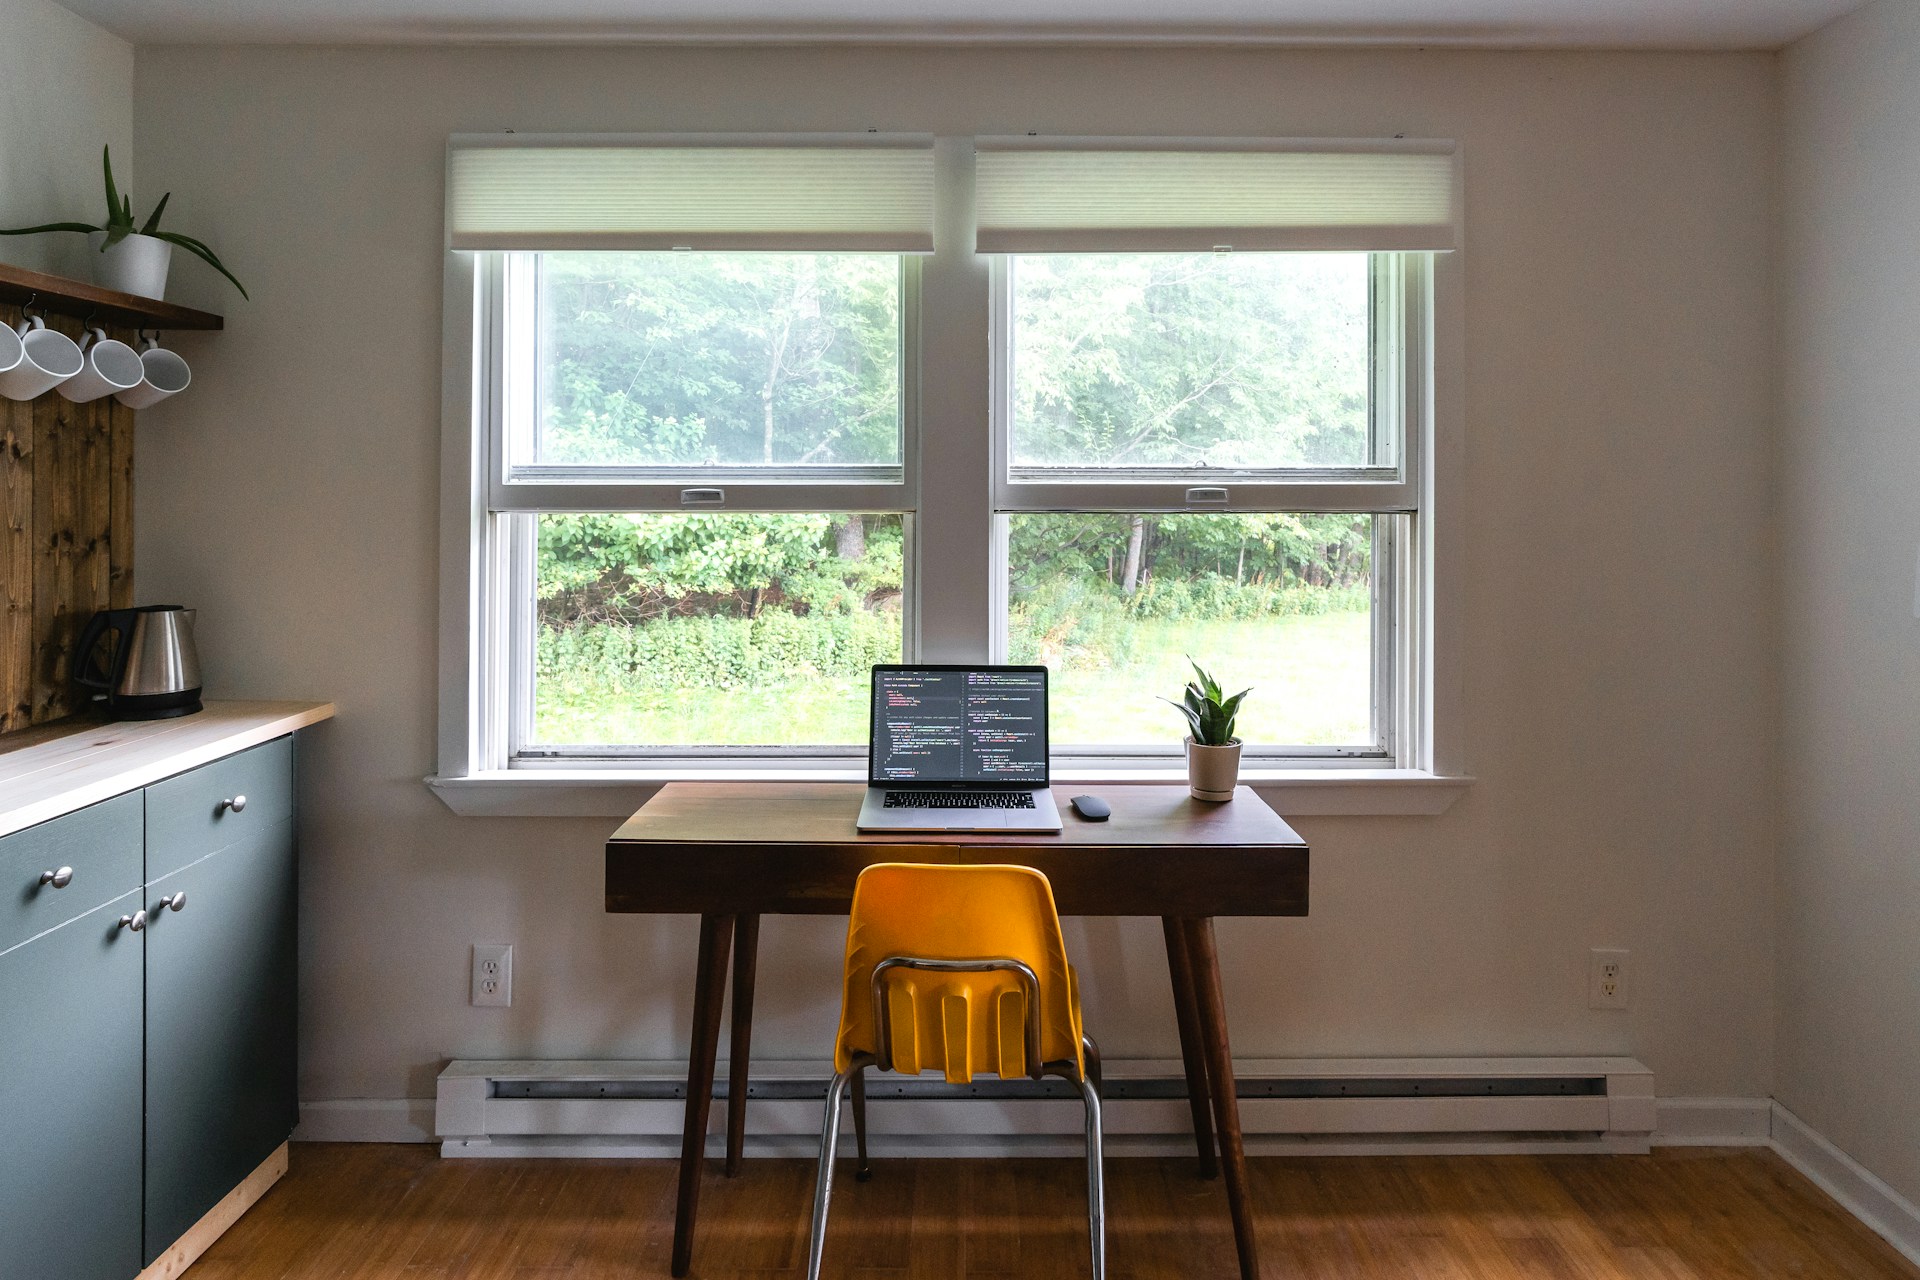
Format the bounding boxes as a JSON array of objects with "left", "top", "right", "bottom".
[{"left": 871, "top": 668, "right": 1048, "bottom": 784}]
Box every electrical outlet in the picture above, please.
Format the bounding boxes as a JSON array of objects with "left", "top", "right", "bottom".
[
  {"left": 472, "top": 943, "right": 513, "bottom": 1007},
  {"left": 1589, "top": 948, "right": 1629, "bottom": 1010}
]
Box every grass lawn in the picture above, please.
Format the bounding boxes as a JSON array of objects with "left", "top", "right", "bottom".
[{"left": 533, "top": 609, "right": 1371, "bottom": 748}]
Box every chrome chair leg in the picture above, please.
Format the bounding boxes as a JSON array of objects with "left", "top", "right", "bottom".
[
  {"left": 851, "top": 1064, "right": 873, "bottom": 1181},
  {"left": 805, "top": 1068, "right": 853, "bottom": 1280},
  {"left": 1076, "top": 1070, "right": 1107, "bottom": 1280}
]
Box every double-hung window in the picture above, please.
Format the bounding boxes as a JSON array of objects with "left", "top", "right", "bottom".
[
  {"left": 978, "top": 140, "right": 1456, "bottom": 765},
  {"left": 441, "top": 133, "right": 1461, "bottom": 797},
  {"left": 449, "top": 136, "right": 932, "bottom": 763}
]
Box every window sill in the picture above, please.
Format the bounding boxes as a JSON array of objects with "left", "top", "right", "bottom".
[{"left": 424, "top": 767, "right": 1471, "bottom": 818}]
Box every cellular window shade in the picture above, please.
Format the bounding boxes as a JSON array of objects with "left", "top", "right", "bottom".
[
  {"left": 447, "top": 135, "right": 936, "bottom": 252},
  {"left": 974, "top": 139, "right": 1459, "bottom": 253}
]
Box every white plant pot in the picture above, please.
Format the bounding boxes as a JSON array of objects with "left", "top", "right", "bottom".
[
  {"left": 86, "top": 232, "right": 173, "bottom": 300},
  {"left": 1185, "top": 738, "right": 1242, "bottom": 802}
]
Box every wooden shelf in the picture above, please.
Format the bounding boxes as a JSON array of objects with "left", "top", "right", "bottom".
[{"left": 0, "top": 260, "right": 223, "bottom": 331}]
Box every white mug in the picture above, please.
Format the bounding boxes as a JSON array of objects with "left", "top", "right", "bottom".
[
  {"left": 58, "top": 328, "right": 145, "bottom": 403},
  {"left": 0, "top": 316, "right": 83, "bottom": 401},
  {"left": 0, "top": 323, "right": 21, "bottom": 382},
  {"left": 115, "top": 336, "right": 191, "bottom": 410}
]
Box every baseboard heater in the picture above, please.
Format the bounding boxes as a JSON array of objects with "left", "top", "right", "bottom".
[{"left": 437, "top": 1056, "right": 1655, "bottom": 1158}]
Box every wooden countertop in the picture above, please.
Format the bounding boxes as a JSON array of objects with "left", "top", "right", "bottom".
[{"left": 0, "top": 700, "right": 334, "bottom": 839}]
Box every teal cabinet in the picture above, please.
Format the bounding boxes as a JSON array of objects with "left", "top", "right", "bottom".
[
  {"left": 0, "top": 736, "right": 300, "bottom": 1280},
  {"left": 143, "top": 817, "right": 298, "bottom": 1260},
  {"left": 0, "top": 796, "right": 145, "bottom": 1280},
  {"left": 145, "top": 736, "right": 296, "bottom": 881},
  {"left": 0, "top": 792, "right": 145, "bottom": 954}
]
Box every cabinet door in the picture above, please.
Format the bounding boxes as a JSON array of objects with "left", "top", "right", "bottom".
[
  {"left": 0, "top": 792, "right": 143, "bottom": 954},
  {"left": 144, "top": 736, "right": 293, "bottom": 879},
  {"left": 143, "top": 817, "right": 298, "bottom": 1263},
  {"left": 0, "top": 898, "right": 145, "bottom": 1280}
]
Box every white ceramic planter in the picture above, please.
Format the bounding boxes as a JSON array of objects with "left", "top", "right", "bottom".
[
  {"left": 1185, "top": 738, "right": 1242, "bottom": 802},
  {"left": 86, "top": 231, "right": 173, "bottom": 300}
]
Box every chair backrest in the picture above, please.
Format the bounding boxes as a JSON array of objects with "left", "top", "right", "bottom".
[{"left": 834, "top": 863, "right": 1083, "bottom": 1084}]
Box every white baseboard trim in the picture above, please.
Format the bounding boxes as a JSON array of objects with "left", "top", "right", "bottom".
[
  {"left": 1650, "top": 1096, "right": 1773, "bottom": 1147},
  {"left": 295, "top": 1098, "right": 436, "bottom": 1143},
  {"left": 1770, "top": 1103, "right": 1920, "bottom": 1270}
]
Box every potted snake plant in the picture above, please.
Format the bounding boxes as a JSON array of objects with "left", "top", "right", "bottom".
[
  {"left": 1165, "top": 658, "right": 1250, "bottom": 802},
  {"left": 0, "top": 146, "right": 247, "bottom": 302}
]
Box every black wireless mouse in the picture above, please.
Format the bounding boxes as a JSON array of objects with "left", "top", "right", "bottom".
[{"left": 1069, "top": 794, "right": 1110, "bottom": 821}]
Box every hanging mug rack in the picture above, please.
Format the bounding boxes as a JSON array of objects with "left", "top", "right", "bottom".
[
  {"left": 0, "top": 260, "right": 219, "bottom": 405},
  {"left": 0, "top": 297, "right": 197, "bottom": 406}
]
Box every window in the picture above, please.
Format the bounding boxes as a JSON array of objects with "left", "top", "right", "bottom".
[
  {"left": 511, "top": 252, "right": 906, "bottom": 477},
  {"left": 498, "top": 248, "right": 915, "bottom": 758},
  {"left": 441, "top": 135, "right": 1460, "bottom": 790},
  {"left": 533, "top": 509, "right": 906, "bottom": 749},
  {"left": 1004, "top": 510, "right": 1385, "bottom": 752},
  {"left": 997, "top": 249, "right": 1410, "bottom": 758}
]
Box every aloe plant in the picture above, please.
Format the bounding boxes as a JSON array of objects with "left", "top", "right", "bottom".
[
  {"left": 0, "top": 146, "right": 247, "bottom": 299},
  {"left": 1164, "top": 657, "right": 1250, "bottom": 746}
]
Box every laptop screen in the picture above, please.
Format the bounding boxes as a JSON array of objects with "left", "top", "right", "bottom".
[{"left": 868, "top": 665, "right": 1050, "bottom": 786}]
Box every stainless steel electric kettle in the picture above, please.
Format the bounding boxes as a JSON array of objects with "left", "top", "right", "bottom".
[{"left": 74, "top": 605, "right": 204, "bottom": 719}]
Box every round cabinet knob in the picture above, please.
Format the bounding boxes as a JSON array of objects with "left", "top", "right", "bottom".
[
  {"left": 38, "top": 866, "right": 74, "bottom": 889},
  {"left": 118, "top": 910, "right": 146, "bottom": 933},
  {"left": 221, "top": 795, "right": 248, "bottom": 814},
  {"left": 160, "top": 891, "right": 187, "bottom": 913}
]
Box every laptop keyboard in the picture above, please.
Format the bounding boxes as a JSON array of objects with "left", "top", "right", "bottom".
[{"left": 884, "top": 790, "right": 1038, "bottom": 810}]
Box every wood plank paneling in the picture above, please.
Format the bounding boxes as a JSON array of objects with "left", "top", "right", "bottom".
[
  {"left": 32, "top": 362, "right": 79, "bottom": 723},
  {"left": 2, "top": 391, "right": 31, "bottom": 730},
  {"left": 108, "top": 397, "right": 134, "bottom": 609},
  {"left": 0, "top": 302, "right": 138, "bottom": 734},
  {"left": 178, "top": 1145, "right": 1920, "bottom": 1280}
]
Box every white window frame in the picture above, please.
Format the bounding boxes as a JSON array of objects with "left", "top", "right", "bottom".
[
  {"left": 430, "top": 138, "right": 1470, "bottom": 817},
  {"left": 988, "top": 251, "right": 1425, "bottom": 767},
  {"left": 488, "top": 252, "right": 920, "bottom": 509},
  {"left": 480, "top": 249, "right": 922, "bottom": 767}
]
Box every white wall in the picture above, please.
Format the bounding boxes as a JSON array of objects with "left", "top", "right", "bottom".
[
  {"left": 130, "top": 46, "right": 1778, "bottom": 1109},
  {"left": 1778, "top": 0, "right": 1920, "bottom": 1208},
  {"left": 0, "top": 0, "right": 130, "bottom": 277}
]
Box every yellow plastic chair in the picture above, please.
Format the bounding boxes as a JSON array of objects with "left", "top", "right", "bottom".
[{"left": 804, "top": 863, "right": 1105, "bottom": 1280}]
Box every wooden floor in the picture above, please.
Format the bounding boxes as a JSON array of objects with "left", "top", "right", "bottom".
[{"left": 185, "top": 1143, "right": 1920, "bottom": 1280}]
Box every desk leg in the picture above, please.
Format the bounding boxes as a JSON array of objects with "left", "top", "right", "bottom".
[
  {"left": 725, "top": 913, "right": 760, "bottom": 1177},
  {"left": 1181, "top": 917, "right": 1261, "bottom": 1280},
  {"left": 672, "top": 912, "right": 735, "bottom": 1278},
  {"left": 1163, "top": 916, "right": 1220, "bottom": 1179}
]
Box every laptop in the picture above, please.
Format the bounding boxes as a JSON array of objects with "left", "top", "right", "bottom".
[{"left": 856, "top": 664, "right": 1064, "bottom": 833}]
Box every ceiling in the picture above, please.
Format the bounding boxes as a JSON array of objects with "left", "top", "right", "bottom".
[{"left": 53, "top": 0, "right": 1867, "bottom": 47}]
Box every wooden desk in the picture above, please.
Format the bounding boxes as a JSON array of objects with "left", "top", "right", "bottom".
[{"left": 606, "top": 782, "right": 1309, "bottom": 1280}]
